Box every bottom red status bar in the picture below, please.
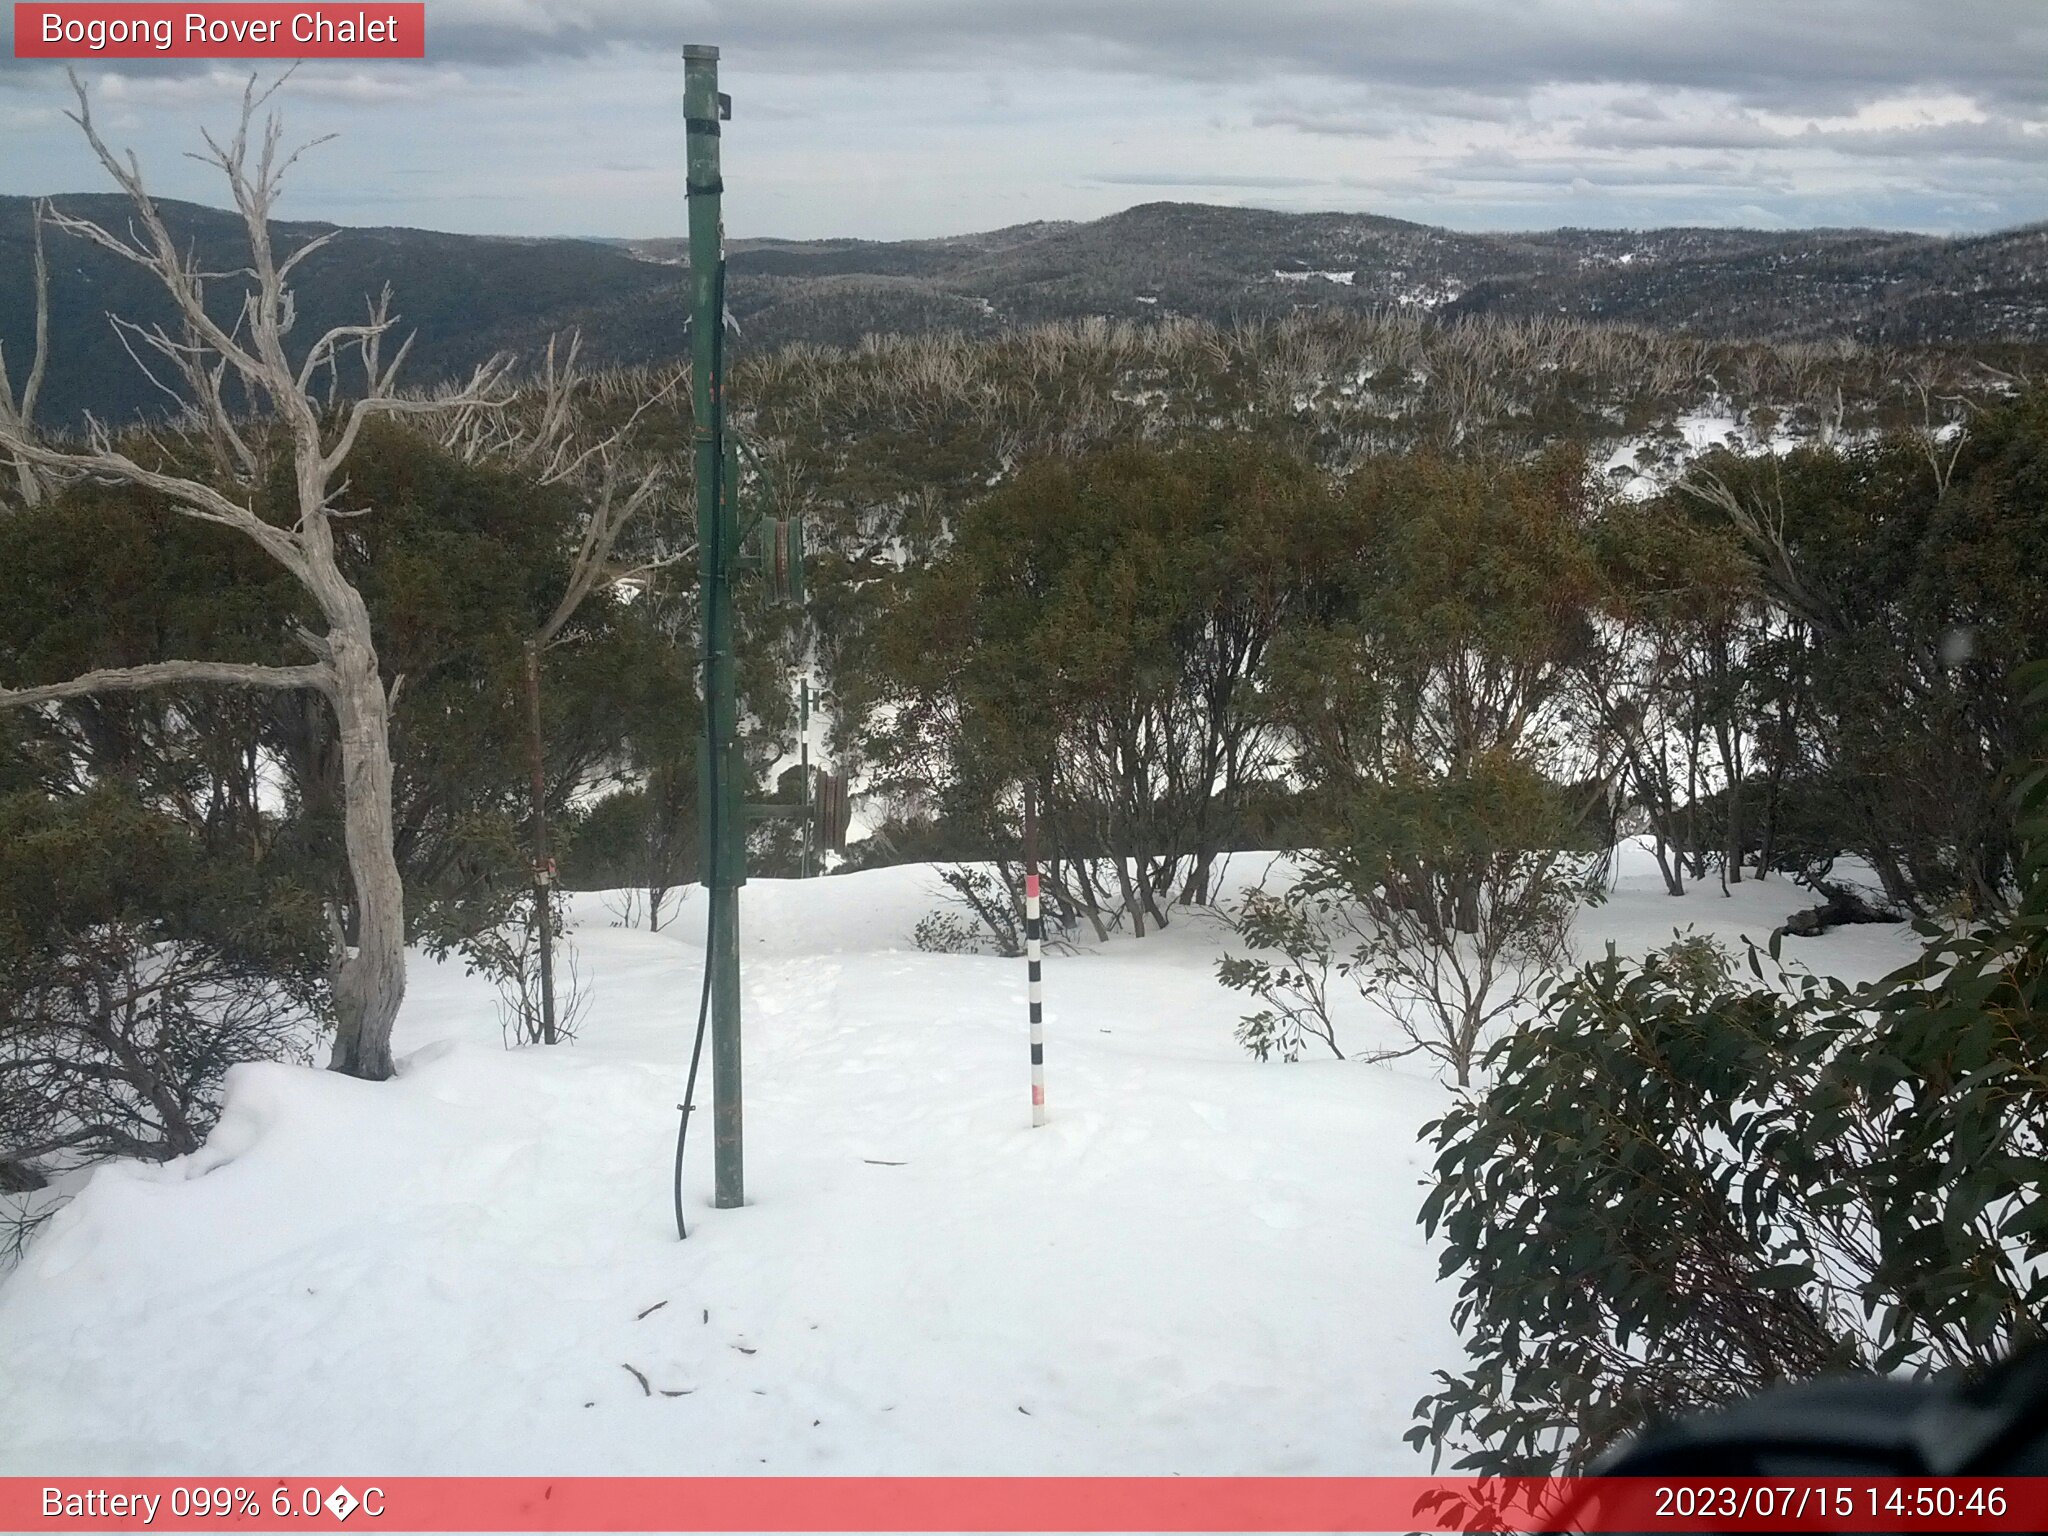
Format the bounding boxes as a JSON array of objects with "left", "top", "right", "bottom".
[{"left": 7, "top": 1476, "right": 2046, "bottom": 1532}]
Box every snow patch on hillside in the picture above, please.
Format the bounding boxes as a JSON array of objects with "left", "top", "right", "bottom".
[{"left": 1601, "top": 405, "right": 1809, "bottom": 499}]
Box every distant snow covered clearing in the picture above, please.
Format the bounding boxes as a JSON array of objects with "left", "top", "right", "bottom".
[
  {"left": 1601, "top": 403, "right": 1810, "bottom": 499},
  {"left": 1391, "top": 281, "right": 1464, "bottom": 307}
]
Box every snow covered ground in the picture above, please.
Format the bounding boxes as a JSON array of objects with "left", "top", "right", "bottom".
[{"left": 0, "top": 845, "right": 1916, "bottom": 1477}]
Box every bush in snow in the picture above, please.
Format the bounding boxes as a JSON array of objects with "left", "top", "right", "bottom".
[
  {"left": 910, "top": 908, "right": 988, "bottom": 956},
  {"left": 0, "top": 788, "right": 333, "bottom": 1188},
  {"left": 1219, "top": 762, "right": 1595, "bottom": 1083},
  {"left": 1215, "top": 887, "right": 1346, "bottom": 1062},
  {"left": 417, "top": 854, "right": 588, "bottom": 1049},
  {"left": 1231, "top": 447, "right": 1608, "bottom": 1083},
  {"left": 472, "top": 887, "right": 589, "bottom": 1048},
  {"left": 930, "top": 865, "right": 1025, "bottom": 957}
]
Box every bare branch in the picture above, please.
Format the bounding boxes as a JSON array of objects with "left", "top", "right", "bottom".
[
  {"left": 537, "top": 462, "right": 665, "bottom": 646},
  {"left": 0, "top": 660, "right": 333, "bottom": 710},
  {"left": 276, "top": 227, "right": 341, "bottom": 283},
  {"left": 107, "top": 314, "right": 198, "bottom": 413},
  {"left": 295, "top": 304, "right": 397, "bottom": 396},
  {"left": 54, "top": 73, "right": 276, "bottom": 393},
  {"left": 0, "top": 200, "right": 53, "bottom": 506},
  {"left": 321, "top": 351, "right": 515, "bottom": 479},
  {"left": 22, "top": 201, "right": 51, "bottom": 425},
  {"left": 0, "top": 430, "right": 308, "bottom": 573},
  {"left": 289, "top": 624, "right": 334, "bottom": 662}
]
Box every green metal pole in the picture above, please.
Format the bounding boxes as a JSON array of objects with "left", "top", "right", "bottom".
[{"left": 685, "top": 42, "right": 744, "bottom": 1211}]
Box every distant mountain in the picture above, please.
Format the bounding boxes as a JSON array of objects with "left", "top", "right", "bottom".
[
  {"left": 654, "top": 203, "right": 2047, "bottom": 355},
  {"left": 4, "top": 195, "right": 2043, "bottom": 427},
  {"left": 0, "top": 194, "right": 684, "bottom": 428}
]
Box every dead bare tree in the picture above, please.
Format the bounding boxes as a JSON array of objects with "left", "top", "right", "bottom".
[
  {"left": 0, "top": 73, "right": 511, "bottom": 1080},
  {"left": 1905, "top": 365, "right": 1971, "bottom": 496}
]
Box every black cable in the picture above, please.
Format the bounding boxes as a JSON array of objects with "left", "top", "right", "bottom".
[
  {"left": 673, "top": 915, "right": 714, "bottom": 1240},
  {"left": 674, "top": 255, "right": 728, "bottom": 1241}
]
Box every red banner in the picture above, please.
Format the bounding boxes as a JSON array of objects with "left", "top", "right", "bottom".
[
  {"left": 4, "top": 1476, "right": 2048, "bottom": 1532},
  {"left": 13, "top": 4, "right": 425, "bottom": 59}
]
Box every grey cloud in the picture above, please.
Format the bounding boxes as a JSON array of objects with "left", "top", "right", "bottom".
[
  {"left": 1251, "top": 108, "right": 1409, "bottom": 138},
  {"left": 1577, "top": 113, "right": 2045, "bottom": 162},
  {"left": 19, "top": 2, "right": 2006, "bottom": 117},
  {"left": 1812, "top": 119, "right": 2045, "bottom": 161},
  {"left": 1251, "top": 84, "right": 1531, "bottom": 137},
  {"left": 1606, "top": 94, "right": 1671, "bottom": 122},
  {"left": 1089, "top": 171, "right": 1329, "bottom": 189},
  {"left": 1578, "top": 117, "right": 1796, "bottom": 153},
  {"left": 1435, "top": 150, "right": 1795, "bottom": 194},
  {"left": 386, "top": 1, "right": 2048, "bottom": 115}
]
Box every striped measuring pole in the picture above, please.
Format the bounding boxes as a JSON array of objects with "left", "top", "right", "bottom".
[{"left": 1024, "top": 783, "right": 1047, "bottom": 1127}]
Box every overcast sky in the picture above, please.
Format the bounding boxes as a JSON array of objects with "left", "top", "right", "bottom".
[{"left": 3, "top": 1, "right": 2045, "bottom": 240}]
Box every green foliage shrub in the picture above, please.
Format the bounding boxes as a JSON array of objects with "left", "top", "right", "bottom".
[{"left": 1412, "top": 664, "right": 2048, "bottom": 1474}]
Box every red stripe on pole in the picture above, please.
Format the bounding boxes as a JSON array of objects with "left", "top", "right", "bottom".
[
  {"left": 7, "top": 1477, "right": 2047, "bottom": 1531},
  {"left": 13, "top": 5, "right": 426, "bottom": 58},
  {"left": 1025, "top": 873, "right": 1040, "bottom": 900}
]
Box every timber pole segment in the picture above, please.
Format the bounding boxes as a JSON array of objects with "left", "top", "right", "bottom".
[
  {"left": 524, "top": 639, "right": 558, "bottom": 1045},
  {"left": 800, "top": 678, "right": 813, "bottom": 879},
  {"left": 685, "top": 42, "right": 745, "bottom": 1211},
  {"left": 1024, "top": 783, "right": 1047, "bottom": 1127}
]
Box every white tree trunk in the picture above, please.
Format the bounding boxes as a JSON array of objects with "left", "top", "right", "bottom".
[{"left": 326, "top": 622, "right": 407, "bottom": 1078}]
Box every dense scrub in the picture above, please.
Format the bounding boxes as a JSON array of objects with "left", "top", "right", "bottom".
[{"left": 1412, "top": 663, "right": 2048, "bottom": 1473}]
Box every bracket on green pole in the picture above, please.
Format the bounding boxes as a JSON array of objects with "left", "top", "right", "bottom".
[
  {"left": 747, "top": 516, "right": 805, "bottom": 605},
  {"left": 731, "top": 440, "right": 806, "bottom": 606}
]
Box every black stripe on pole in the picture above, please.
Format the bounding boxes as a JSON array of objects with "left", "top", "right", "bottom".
[
  {"left": 1030, "top": 1043, "right": 1044, "bottom": 1065},
  {"left": 1028, "top": 960, "right": 1042, "bottom": 982},
  {"left": 1026, "top": 917, "right": 1044, "bottom": 941},
  {"left": 1030, "top": 1003, "right": 1043, "bottom": 1023}
]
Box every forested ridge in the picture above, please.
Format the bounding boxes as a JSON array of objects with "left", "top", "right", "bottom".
[{"left": 6, "top": 192, "right": 2044, "bottom": 427}]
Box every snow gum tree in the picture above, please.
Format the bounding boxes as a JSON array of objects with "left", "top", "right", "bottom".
[
  {"left": 1224, "top": 448, "right": 1607, "bottom": 1082},
  {"left": 870, "top": 439, "right": 1328, "bottom": 938},
  {"left": 0, "top": 75, "right": 508, "bottom": 1080},
  {"left": 1572, "top": 495, "right": 1761, "bottom": 896},
  {"left": 1676, "top": 400, "right": 2048, "bottom": 915}
]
